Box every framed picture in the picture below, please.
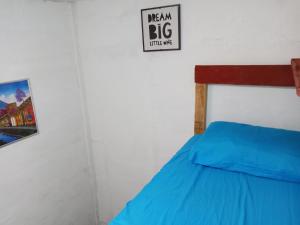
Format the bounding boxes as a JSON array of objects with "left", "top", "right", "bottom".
[
  {"left": 141, "top": 4, "right": 181, "bottom": 52},
  {"left": 0, "top": 79, "right": 38, "bottom": 148}
]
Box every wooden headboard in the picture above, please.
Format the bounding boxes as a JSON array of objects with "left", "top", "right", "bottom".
[{"left": 194, "top": 59, "right": 300, "bottom": 134}]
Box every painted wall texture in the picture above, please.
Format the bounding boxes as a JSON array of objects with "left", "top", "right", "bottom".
[
  {"left": 0, "top": 1, "right": 97, "bottom": 225},
  {"left": 73, "top": 0, "right": 300, "bottom": 223}
]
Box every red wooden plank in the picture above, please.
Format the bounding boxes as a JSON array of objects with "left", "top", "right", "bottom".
[{"left": 195, "top": 65, "right": 295, "bottom": 87}]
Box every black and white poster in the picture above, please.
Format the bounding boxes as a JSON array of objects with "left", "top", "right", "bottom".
[{"left": 141, "top": 4, "right": 181, "bottom": 52}]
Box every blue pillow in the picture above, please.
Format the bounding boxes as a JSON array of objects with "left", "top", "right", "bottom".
[{"left": 190, "top": 121, "right": 300, "bottom": 183}]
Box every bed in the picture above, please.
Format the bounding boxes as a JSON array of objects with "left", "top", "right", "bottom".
[{"left": 109, "top": 59, "right": 300, "bottom": 225}]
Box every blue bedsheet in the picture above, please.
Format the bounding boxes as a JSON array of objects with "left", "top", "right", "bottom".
[{"left": 109, "top": 135, "right": 300, "bottom": 225}]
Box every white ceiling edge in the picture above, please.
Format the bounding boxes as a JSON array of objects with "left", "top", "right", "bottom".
[{"left": 44, "top": 0, "right": 87, "bottom": 2}]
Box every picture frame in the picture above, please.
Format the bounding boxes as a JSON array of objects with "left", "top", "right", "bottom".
[
  {"left": 141, "top": 4, "right": 181, "bottom": 52},
  {"left": 0, "top": 79, "right": 38, "bottom": 148}
]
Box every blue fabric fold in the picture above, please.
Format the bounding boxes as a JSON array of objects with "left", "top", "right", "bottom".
[
  {"left": 109, "top": 134, "right": 300, "bottom": 225},
  {"left": 190, "top": 121, "right": 300, "bottom": 183}
]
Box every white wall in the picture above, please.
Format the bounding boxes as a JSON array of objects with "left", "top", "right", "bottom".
[
  {"left": 0, "top": 1, "right": 97, "bottom": 225},
  {"left": 73, "top": 0, "right": 300, "bottom": 223}
]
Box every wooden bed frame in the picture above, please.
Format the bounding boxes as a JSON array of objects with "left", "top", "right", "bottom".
[{"left": 194, "top": 59, "right": 300, "bottom": 135}]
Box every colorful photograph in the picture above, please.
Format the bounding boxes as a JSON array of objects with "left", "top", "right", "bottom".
[{"left": 0, "top": 79, "right": 38, "bottom": 148}]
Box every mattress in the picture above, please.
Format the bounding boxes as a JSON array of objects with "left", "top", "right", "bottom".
[{"left": 109, "top": 135, "right": 300, "bottom": 225}]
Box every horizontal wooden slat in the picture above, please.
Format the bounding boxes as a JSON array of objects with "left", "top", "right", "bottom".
[{"left": 195, "top": 65, "right": 295, "bottom": 86}]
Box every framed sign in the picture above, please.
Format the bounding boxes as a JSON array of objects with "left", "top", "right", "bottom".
[{"left": 141, "top": 4, "right": 181, "bottom": 52}]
